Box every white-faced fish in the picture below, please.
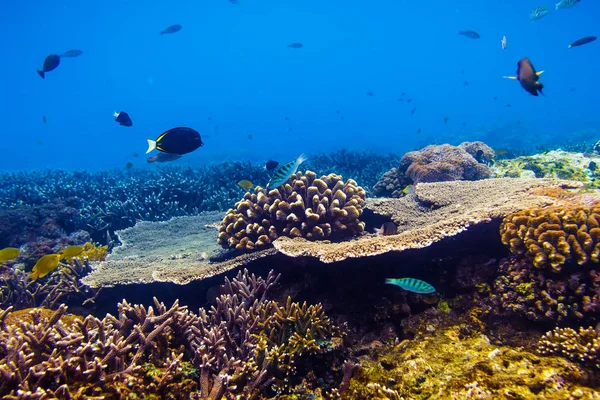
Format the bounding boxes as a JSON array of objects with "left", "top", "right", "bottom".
[
  {"left": 530, "top": 6, "right": 550, "bottom": 21},
  {"left": 458, "top": 30, "right": 480, "bottom": 39},
  {"left": 30, "top": 254, "right": 62, "bottom": 281},
  {"left": 147, "top": 153, "right": 182, "bottom": 163},
  {"left": 237, "top": 180, "right": 254, "bottom": 189},
  {"left": 147, "top": 127, "right": 204, "bottom": 155},
  {"left": 374, "top": 222, "right": 398, "bottom": 236},
  {"left": 0, "top": 247, "right": 20, "bottom": 262},
  {"left": 267, "top": 154, "right": 308, "bottom": 190},
  {"left": 37, "top": 54, "right": 60, "bottom": 79},
  {"left": 114, "top": 111, "right": 133, "bottom": 127},
  {"left": 60, "top": 245, "right": 84, "bottom": 260},
  {"left": 568, "top": 36, "right": 597, "bottom": 48},
  {"left": 403, "top": 184, "right": 416, "bottom": 194},
  {"left": 160, "top": 24, "right": 182, "bottom": 35},
  {"left": 501, "top": 35, "right": 507, "bottom": 50},
  {"left": 60, "top": 49, "right": 83, "bottom": 58},
  {"left": 503, "top": 57, "right": 545, "bottom": 97},
  {"left": 385, "top": 278, "right": 436, "bottom": 294},
  {"left": 556, "top": 0, "right": 580, "bottom": 10},
  {"left": 288, "top": 43, "right": 303, "bottom": 48}
]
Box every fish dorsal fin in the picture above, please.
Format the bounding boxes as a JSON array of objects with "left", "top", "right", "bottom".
[
  {"left": 536, "top": 70, "right": 544, "bottom": 76},
  {"left": 503, "top": 75, "right": 518, "bottom": 80}
]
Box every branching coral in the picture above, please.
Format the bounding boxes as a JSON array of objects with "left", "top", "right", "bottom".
[
  {"left": 0, "top": 269, "right": 346, "bottom": 398},
  {"left": 538, "top": 326, "right": 600, "bottom": 369},
  {"left": 218, "top": 171, "right": 366, "bottom": 251},
  {"left": 500, "top": 205, "right": 600, "bottom": 272}
]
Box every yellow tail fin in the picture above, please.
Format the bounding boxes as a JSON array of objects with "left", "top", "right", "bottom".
[
  {"left": 536, "top": 70, "right": 544, "bottom": 76},
  {"left": 503, "top": 75, "right": 518, "bottom": 80}
]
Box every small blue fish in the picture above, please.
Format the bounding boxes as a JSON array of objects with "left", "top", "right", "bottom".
[
  {"left": 266, "top": 154, "right": 308, "bottom": 190},
  {"left": 385, "top": 278, "right": 436, "bottom": 294},
  {"left": 160, "top": 24, "right": 182, "bottom": 35},
  {"left": 530, "top": 6, "right": 549, "bottom": 21},
  {"left": 556, "top": 0, "right": 580, "bottom": 10}
]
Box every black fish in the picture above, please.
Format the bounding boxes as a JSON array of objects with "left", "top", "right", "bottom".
[
  {"left": 247, "top": 134, "right": 253, "bottom": 140},
  {"left": 42, "top": 116, "right": 47, "bottom": 125},
  {"left": 288, "top": 43, "right": 303, "bottom": 48},
  {"left": 366, "top": 91, "right": 374, "bottom": 96},
  {"left": 410, "top": 107, "right": 417, "bottom": 115},
  {"left": 160, "top": 24, "right": 182, "bottom": 35},
  {"left": 114, "top": 111, "right": 133, "bottom": 127},
  {"left": 125, "top": 162, "right": 134, "bottom": 169},
  {"left": 504, "top": 57, "right": 544, "bottom": 97},
  {"left": 459, "top": 30, "right": 480, "bottom": 39},
  {"left": 37, "top": 54, "right": 60, "bottom": 79},
  {"left": 568, "top": 36, "right": 597, "bottom": 48},
  {"left": 265, "top": 159, "right": 279, "bottom": 172},
  {"left": 147, "top": 127, "right": 203, "bottom": 155},
  {"left": 374, "top": 222, "right": 397, "bottom": 236},
  {"left": 147, "top": 153, "right": 182, "bottom": 163},
  {"left": 60, "top": 49, "right": 83, "bottom": 58}
]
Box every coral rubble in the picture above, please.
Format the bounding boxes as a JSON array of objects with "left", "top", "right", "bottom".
[{"left": 218, "top": 171, "right": 366, "bottom": 251}]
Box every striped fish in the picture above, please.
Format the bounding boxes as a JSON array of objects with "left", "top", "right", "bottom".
[
  {"left": 385, "top": 278, "right": 436, "bottom": 294},
  {"left": 266, "top": 154, "right": 308, "bottom": 190},
  {"left": 556, "top": 0, "right": 580, "bottom": 10},
  {"left": 530, "top": 6, "right": 549, "bottom": 21}
]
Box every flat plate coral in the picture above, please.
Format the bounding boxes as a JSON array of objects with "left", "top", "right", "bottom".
[{"left": 273, "top": 178, "right": 588, "bottom": 263}]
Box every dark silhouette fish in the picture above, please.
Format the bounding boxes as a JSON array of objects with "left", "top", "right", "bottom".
[
  {"left": 374, "top": 222, "right": 397, "bottom": 236},
  {"left": 37, "top": 54, "right": 60, "bottom": 79},
  {"left": 160, "top": 24, "right": 182, "bottom": 35},
  {"left": 147, "top": 127, "right": 203, "bottom": 155},
  {"left": 60, "top": 49, "right": 83, "bottom": 58},
  {"left": 147, "top": 153, "right": 182, "bottom": 163},
  {"left": 503, "top": 57, "right": 544, "bottom": 97},
  {"left": 568, "top": 36, "right": 597, "bottom": 48},
  {"left": 288, "top": 43, "right": 303, "bottom": 48},
  {"left": 265, "top": 159, "right": 279, "bottom": 172},
  {"left": 114, "top": 111, "right": 133, "bottom": 127},
  {"left": 459, "top": 30, "right": 480, "bottom": 39}
]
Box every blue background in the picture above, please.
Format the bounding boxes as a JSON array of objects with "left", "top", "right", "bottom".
[{"left": 0, "top": 0, "right": 598, "bottom": 171}]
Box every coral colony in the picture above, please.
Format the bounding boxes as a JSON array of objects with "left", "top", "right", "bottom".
[{"left": 5, "top": 143, "right": 600, "bottom": 397}]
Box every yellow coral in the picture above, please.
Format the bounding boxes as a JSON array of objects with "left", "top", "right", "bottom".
[
  {"left": 500, "top": 205, "right": 600, "bottom": 271},
  {"left": 68, "top": 242, "right": 108, "bottom": 263}
]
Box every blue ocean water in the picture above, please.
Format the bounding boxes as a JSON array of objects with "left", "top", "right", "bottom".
[{"left": 1, "top": 0, "right": 598, "bottom": 172}]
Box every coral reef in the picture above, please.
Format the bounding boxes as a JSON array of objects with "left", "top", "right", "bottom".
[
  {"left": 344, "top": 324, "right": 597, "bottom": 399},
  {"left": 218, "top": 171, "right": 366, "bottom": 251},
  {"left": 0, "top": 269, "right": 345, "bottom": 398},
  {"left": 500, "top": 204, "right": 600, "bottom": 271},
  {"left": 373, "top": 142, "right": 493, "bottom": 197},
  {"left": 538, "top": 326, "right": 600, "bottom": 369},
  {"left": 492, "top": 150, "right": 600, "bottom": 189}
]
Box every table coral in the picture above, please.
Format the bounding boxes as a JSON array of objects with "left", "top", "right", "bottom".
[
  {"left": 218, "top": 171, "right": 366, "bottom": 251},
  {"left": 500, "top": 205, "right": 600, "bottom": 271},
  {"left": 538, "top": 326, "right": 600, "bottom": 369}
]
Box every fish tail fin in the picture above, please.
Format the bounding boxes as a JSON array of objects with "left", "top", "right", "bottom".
[
  {"left": 146, "top": 139, "right": 157, "bottom": 154},
  {"left": 538, "top": 83, "right": 546, "bottom": 96},
  {"left": 374, "top": 227, "right": 382, "bottom": 235},
  {"left": 384, "top": 278, "right": 395, "bottom": 285},
  {"left": 296, "top": 153, "right": 308, "bottom": 165},
  {"left": 113, "top": 111, "right": 119, "bottom": 118},
  {"left": 536, "top": 70, "right": 545, "bottom": 76},
  {"left": 568, "top": 44, "right": 573, "bottom": 49},
  {"left": 37, "top": 70, "right": 45, "bottom": 79},
  {"left": 503, "top": 75, "right": 518, "bottom": 80},
  {"left": 29, "top": 270, "right": 39, "bottom": 281},
  {"left": 555, "top": 3, "right": 559, "bottom": 10}
]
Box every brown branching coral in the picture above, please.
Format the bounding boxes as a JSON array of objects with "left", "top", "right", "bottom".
[
  {"left": 218, "top": 170, "right": 366, "bottom": 251},
  {"left": 500, "top": 205, "right": 600, "bottom": 272},
  {"left": 0, "top": 269, "right": 346, "bottom": 398},
  {"left": 538, "top": 326, "right": 600, "bottom": 369}
]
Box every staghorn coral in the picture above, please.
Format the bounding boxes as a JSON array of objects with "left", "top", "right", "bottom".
[
  {"left": 218, "top": 171, "right": 366, "bottom": 251},
  {"left": 500, "top": 204, "right": 600, "bottom": 272},
  {"left": 0, "top": 269, "right": 346, "bottom": 399},
  {"left": 538, "top": 326, "right": 600, "bottom": 369}
]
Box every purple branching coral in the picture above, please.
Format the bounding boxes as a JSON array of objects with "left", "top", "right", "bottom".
[{"left": 0, "top": 269, "right": 346, "bottom": 399}]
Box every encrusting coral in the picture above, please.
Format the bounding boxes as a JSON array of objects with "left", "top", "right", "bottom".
[
  {"left": 218, "top": 171, "right": 366, "bottom": 251},
  {"left": 500, "top": 204, "right": 600, "bottom": 272},
  {"left": 538, "top": 326, "right": 600, "bottom": 369},
  {"left": 0, "top": 269, "right": 346, "bottom": 398}
]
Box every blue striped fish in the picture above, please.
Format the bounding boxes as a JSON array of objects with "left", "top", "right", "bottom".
[
  {"left": 266, "top": 154, "right": 308, "bottom": 190},
  {"left": 385, "top": 278, "right": 436, "bottom": 294},
  {"left": 530, "top": 6, "right": 549, "bottom": 21}
]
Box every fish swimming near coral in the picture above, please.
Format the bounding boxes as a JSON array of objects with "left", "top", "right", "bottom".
[
  {"left": 37, "top": 54, "right": 60, "bottom": 79},
  {"left": 237, "top": 180, "right": 254, "bottom": 189},
  {"left": 265, "top": 159, "right": 279, "bottom": 172},
  {"left": 160, "top": 24, "right": 182, "bottom": 35},
  {"left": 385, "top": 278, "right": 436, "bottom": 294},
  {"left": 403, "top": 184, "right": 416, "bottom": 195},
  {"left": 503, "top": 57, "right": 545, "bottom": 97},
  {"left": 530, "top": 6, "right": 550, "bottom": 21},
  {"left": 59, "top": 49, "right": 83, "bottom": 58},
  {"left": 267, "top": 154, "right": 308, "bottom": 190},
  {"left": 147, "top": 153, "right": 182, "bottom": 163},
  {"left": 0, "top": 247, "right": 20, "bottom": 262},
  {"left": 556, "top": 0, "right": 580, "bottom": 10},
  {"left": 114, "top": 111, "right": 133, "bottom": 127},
  {"left": 568, "top": 36, "right": 597, "bottom": 48},
  {"left": 147, "top": 127, "right": 204, "bottom": 155},
  {"left": 60, "top": 245, "right": 84, "bottom": 260},
  {"left": 30, "top": 254, "right": 62, "bottom": 281},
  {"left": 374, "top": 222, "right": 398, "bottom": 236},
  {"left": 458, "top": 30, "right": 480, "bottom": 39}
]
